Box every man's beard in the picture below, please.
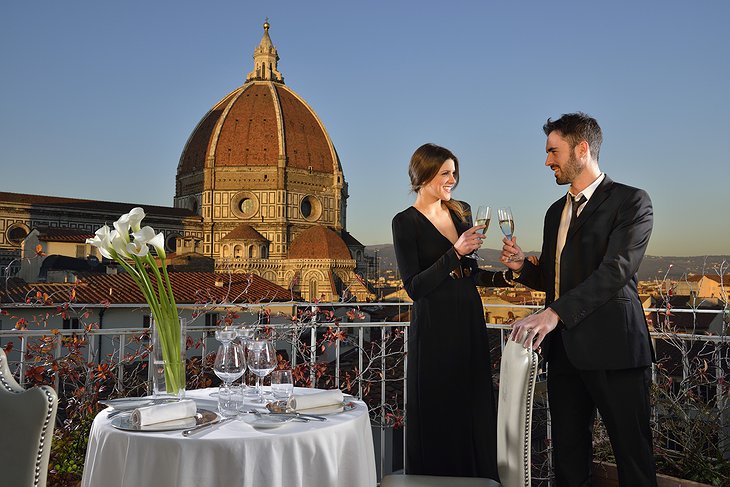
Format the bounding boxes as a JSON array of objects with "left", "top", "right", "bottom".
[{"left": 554, "top": 151, "right": 582, "bottom": 185}]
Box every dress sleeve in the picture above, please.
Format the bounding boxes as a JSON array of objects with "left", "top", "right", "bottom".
[
  {"left": 392, "top": 211, "right": 461, "bottom": 301},
  {"left": 473, "top": 269, "right": 513, "bottom": 288}
]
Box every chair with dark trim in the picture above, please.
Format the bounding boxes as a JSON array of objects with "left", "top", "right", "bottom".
[
  {"left": 0, "top": 348, "right": 58, "bottom": 487},
  {"left": 381, "top": 340, "right": 538, "bottom": 487}
]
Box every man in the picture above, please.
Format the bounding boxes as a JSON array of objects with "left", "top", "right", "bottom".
[{"left": 502, "top": 112, "right": 657, "bottom": 486}]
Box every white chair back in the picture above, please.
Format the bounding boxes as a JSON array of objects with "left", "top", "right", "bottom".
[
  {"left": 496, "top": 340, "right": 538, "bottom": 487},
  {"left": 0, "top": 349, "right": 58, "bottom": 487}
]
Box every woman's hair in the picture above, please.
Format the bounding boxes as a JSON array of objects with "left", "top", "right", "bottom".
[{"left": 408, "top": 143, "right": 466, "bottom": 221}]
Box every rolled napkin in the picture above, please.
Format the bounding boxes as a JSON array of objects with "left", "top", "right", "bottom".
[
  {"left": 130, "top": 399, "right": 197, "bottom": 427},
  {"left": 288, "top": 389, "right": 344, "bottom": 411}
]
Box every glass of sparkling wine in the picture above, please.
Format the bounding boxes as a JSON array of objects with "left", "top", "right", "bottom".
[
  {"left": 498, "top": 207, "right": 519, "bottom": 262},
  {"left": 465, "top": 205, "right": 490, "bottom": 259}
]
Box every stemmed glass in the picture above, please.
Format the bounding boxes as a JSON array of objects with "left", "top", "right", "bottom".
[
  {"left": 464, "top": 205, "right": 491, "bottom": 260},
  {"left": 270, "top": 369, "right": 294, "bottom": 405},
  {"left": 246, "top": 338, "right": 277, "bottom": 403},
  {"left": 498, "top": 207, "right": 520, "bottom": 262},
  {"left": 213, "top": 328, "right": 246, "bottom": 413}
]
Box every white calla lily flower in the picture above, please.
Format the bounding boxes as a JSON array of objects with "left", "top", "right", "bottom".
[
  {"left": 110, "top": 229, "right": 131, "bottom": 259},
  {"left": 149, "top": 232, "right": 166, "bottom": 259},
  {"left": 128, "top": 207, "right": 146, "bottom": 233},
  {"left": 114, "top": 213, "right": 132, "bottom": 243},
  {"left": 86, "top": 225, "right": 116, "bottom": 259},
  {"left": 126, "top": 239, "right": 150, "bottom": 257}
]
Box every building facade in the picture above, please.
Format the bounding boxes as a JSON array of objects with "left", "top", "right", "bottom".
[{"left": 0, "top": 21, "right": 371, "bottom": 302}]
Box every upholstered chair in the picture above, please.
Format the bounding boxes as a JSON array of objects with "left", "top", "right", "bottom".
[
  {"left": 0, "top": 348, "right": 58, "bottom": 487},
  {"left": 381, "top": 340, "right": 538, "bottom": 487}
]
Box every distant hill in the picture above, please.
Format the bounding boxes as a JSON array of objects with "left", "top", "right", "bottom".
[{"left": 366, "top": 244, "right": 729, "bottom": 281}]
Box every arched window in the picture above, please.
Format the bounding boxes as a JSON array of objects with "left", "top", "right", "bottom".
[
  {"left": 261, "top": 245, "right": 268, "bottom": 259},
  {"left": 234, "top": 245, "right": 243, "bottom": 258},
  {"left": 248, "top": 245, "right": 254, "bottom": 258},
  {"left": 222, "top": 245, "right": 229, "bottom": 258},
  {"left": 309, "top": 279, "right": 318, "bottom": 301}
]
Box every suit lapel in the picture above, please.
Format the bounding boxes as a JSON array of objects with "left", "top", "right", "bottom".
[{"left": 566, "top": 175, "right": 614, "bottom": 240}]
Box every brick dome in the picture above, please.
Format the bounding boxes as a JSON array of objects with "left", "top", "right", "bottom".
[
  {"left": 176, "top": 22, "right": 340, "bottom": 181},
  {"left": 288, "top": 226, "right": 352, "bottom": 260}
]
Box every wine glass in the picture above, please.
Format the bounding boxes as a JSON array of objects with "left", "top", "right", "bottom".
[
  {"left": 498, "top": 207, "right": 520, "bottom": 262},
  {"left": 464, "top": 205, "right": 491, "bottom": 260},
  {"left": 246, "top": 338, "right": 277, "bottom": 403},
  {"left": 213, "top": 334, "right": 246, "bottom": 414}
]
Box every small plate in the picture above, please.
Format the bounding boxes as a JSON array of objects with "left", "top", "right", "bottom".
[
  {"left": 111, "top": 408, "right": 218, "bottom": 432},
  {"left": 242, "top": 414, "right": 294, "bottom": 429}
]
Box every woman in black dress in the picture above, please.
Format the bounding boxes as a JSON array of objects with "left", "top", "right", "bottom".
[{"left": 392, "top": 143, "right": 513, "bottom": 479}]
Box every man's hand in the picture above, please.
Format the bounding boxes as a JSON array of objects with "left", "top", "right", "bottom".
[
  {"left": 501, "top": 236, "right": 525, "bottom": 271},
  {"left": 510, "top": 307, "right": 560, "bottom": 350}
]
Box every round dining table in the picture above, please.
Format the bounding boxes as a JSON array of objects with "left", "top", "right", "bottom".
[{"left": 81, "top": 387, "right": 377, "bottom": 487}]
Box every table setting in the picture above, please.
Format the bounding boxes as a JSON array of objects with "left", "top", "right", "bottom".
[{"left": 81, "top": 386, "right": 376, "bottom": 487}]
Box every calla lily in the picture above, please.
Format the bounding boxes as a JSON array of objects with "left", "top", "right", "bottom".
[
  {"left": 110, "top": 229, "right": 131, "bottom": 259},
  {"left": 128, "top": 207, "right": 146, "bottom": 233},
  {"left": 149, "top": 232, "right": 166, "bottom": 260},
  {"left": 133, "top": 226, "right": 166, "bottom": 259},
  {"left": 126, "top": 239, "right": 150, "bottom": 257},
  {"left": 114, "top": 213, "right": 132, "bottom": 243},
  {"left": 86, "top": 225, "right": 115, "bottom": 259}
]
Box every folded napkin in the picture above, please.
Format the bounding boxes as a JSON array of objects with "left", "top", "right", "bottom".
[
  {"left": 288, "top": 390, "right": 344, "bottom": 411},
  {"left": 130, "top": 399, "right": 197, "bottom": 427}
]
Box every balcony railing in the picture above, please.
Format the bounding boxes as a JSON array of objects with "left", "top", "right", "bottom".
[{"left": 0, "top": 302, "right": 727, "bottom": 484}]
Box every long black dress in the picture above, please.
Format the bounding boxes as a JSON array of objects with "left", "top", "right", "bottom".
[{"left": 391, "top": 204, "right": 511, "bottom": 479}]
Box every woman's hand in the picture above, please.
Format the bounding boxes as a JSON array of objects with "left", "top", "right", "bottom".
[{"left": 454, "top": 224, "right": 486, "bottom": 257}]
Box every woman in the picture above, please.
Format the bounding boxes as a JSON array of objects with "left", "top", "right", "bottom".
[{"left": 392, "top": 143, "right": 512, "bottom": 479}]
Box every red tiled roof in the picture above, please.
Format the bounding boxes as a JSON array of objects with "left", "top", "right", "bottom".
[
  {"left": 177, "top": 83, "right": 338, "bottom": 175},
  {"left": 35, "top": 227, "right": 95, "bottom": 243},
  {"left": 0, "top": 272, "right": 296, "bottom": 306},
  {"left": 288, "top": 226, "right": 352, "bottom": 260},
  {"left": 222, "top": 224, "right": 267, "bottom": 241}
]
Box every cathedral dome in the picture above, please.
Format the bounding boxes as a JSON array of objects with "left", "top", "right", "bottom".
[
  {"left": 288, "top": 226, "right": 352, "bottom": 260},
  {"left": 176, "top": 22, "right": 341, "bottom": 188}
]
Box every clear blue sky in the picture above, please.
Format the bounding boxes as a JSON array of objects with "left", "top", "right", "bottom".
[{"left": 2, "top": 1, "right": 728, "bottom": 257}]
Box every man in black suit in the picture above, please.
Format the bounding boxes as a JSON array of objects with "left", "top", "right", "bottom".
[{"left": 502, "top": 112, "right": 657, "bottom": 486}]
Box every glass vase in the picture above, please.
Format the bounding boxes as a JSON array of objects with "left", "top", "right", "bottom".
[{"left": 150, "top": 317, "right": 186, "bottom": 399}]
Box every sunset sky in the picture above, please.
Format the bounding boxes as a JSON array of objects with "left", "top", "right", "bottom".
[{"left": 2, "top": 1, "right": 728, "bottom": 256}]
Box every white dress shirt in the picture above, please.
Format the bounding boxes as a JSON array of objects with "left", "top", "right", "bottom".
[{"left": 554, "top": 173, "right": 605, "bottom": 298}]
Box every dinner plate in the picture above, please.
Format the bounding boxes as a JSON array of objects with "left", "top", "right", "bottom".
[
  {"left": 110, "top": 408, "right": 218, "bottom": 432},
  {"left": 242, "top": 414, "right": 294, "bottom": 429}
]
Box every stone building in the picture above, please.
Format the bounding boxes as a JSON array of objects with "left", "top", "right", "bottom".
[{"left": 0, "top": 21, "right": 372, "bottom": 302}]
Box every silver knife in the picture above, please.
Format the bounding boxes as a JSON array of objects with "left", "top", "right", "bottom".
[{"left": 182, "top": 416, "right": 234, "bottom": 437}]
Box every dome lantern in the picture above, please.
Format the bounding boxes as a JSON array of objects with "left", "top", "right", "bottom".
[{"left": 246, "top": 19, "right": 284, "bottom": 83}]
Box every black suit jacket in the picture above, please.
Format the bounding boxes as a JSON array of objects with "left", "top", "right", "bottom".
[{"left": 516, "top": 175, "right": 655, "bottom": 370}]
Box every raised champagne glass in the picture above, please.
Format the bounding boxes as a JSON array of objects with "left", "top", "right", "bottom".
[
  {"left": 498, "top": 206, "right": 520, "bottom": 263},
  {"left": 464, "top": 205, "right": 490, "bottom": 260}
]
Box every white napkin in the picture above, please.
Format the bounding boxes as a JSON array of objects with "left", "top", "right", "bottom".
[
  {"left": 130, "top": 399, "right": 197, "bottom": 427},
  {"left": 288, "top": 390, "right": 344, "bottom": 411}
]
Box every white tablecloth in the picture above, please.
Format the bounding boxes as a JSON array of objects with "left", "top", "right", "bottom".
[{"left": 81, "top": 388, "right": 377, "bottom": 487}]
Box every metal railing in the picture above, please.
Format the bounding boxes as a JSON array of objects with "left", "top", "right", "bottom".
[{"left": 0, "top": 301, "right": 727, "bottom": 484}]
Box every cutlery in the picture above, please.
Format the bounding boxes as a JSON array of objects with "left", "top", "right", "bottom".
[
  {"left": 182, "top": 416, "right": 234, "bottom": 437},
  {"left": 269, "top": 411, "right": 327, "bottom": 422}
]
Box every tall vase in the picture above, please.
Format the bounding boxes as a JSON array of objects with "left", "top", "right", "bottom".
[{"left": 150, "top": 317, "right": 186, "bottom": 399}]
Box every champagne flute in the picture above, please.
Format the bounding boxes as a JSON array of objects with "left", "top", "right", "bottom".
[
  {"left": 246, "top": 338, "right": 277, "bottom": 403},
  {"left": 498, "top": 207, "right": 520, "bottom": 262},
  {"left": 464, "top": 205, "right": 491, "bottom": 260}
]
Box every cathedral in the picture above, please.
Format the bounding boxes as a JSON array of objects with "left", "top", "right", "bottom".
[{"left": 0, "top": 21, "right": 372, "bottom": 302}]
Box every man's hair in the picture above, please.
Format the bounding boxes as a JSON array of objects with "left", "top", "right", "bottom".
[{"left": 543, "top": 112, "right": 603, "bottom": 162}]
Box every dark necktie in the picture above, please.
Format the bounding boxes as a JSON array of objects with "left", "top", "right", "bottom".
[{"left": 569, "top": 194, "right": 587, "bottom": 231}]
